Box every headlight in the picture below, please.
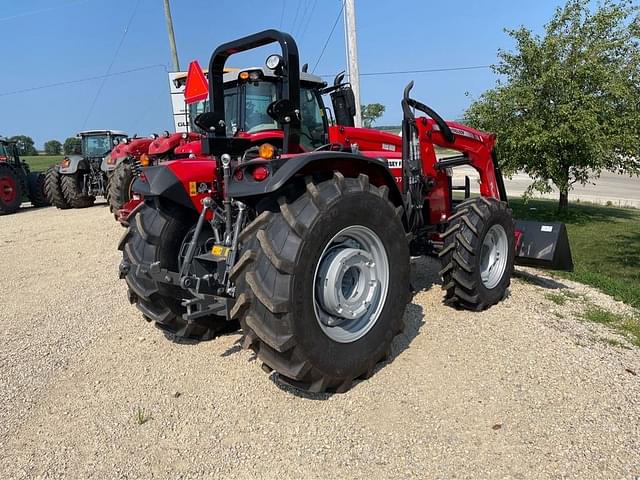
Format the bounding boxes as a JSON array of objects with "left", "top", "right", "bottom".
[
  {"left": 266, "top": 54, "right": 283, "bottom": 70},
  {"left": 139, "top": 153, "right": 150, "bottom": 167}
]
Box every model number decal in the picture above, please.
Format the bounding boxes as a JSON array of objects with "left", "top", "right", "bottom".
[{"left": 387, "top": 159, "right": 402, "bottom": 168}]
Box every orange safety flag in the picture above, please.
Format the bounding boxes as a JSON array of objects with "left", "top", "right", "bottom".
[{"left": 184, "top": 60, "right": 209, "bottom": 104}]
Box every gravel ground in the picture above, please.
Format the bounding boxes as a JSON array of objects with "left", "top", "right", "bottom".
[{"left": 1, "top": 203, "right": 639, "bottom": 479}]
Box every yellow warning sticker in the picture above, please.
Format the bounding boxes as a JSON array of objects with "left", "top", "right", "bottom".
[
  {"left": 189, "top": 181, "right": 197, "bottom": 196},
  {"left": 211, "top": 245, "right": 230, "bottom": 257}
]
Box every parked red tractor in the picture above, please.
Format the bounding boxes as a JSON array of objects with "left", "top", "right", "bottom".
[
  {"left": 0, "top": 138, "right": 50, "bottom": 215},
  {"left": 119, "top": 31, "right": 572, "bottom": 393},
  {"left": 112, "top": 61, "right": 400, "bottom": 226},
  {"left": 107, "top": 132, "right": 203, "bottom": 220}
]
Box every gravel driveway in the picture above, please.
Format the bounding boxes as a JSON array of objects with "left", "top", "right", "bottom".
[{"left": 1, "top": 204, "right": 638, "bottom": 479}]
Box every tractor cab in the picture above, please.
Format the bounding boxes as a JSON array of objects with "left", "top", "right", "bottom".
[
  {"left": 189, "top": 67, "right": 332, "bottom": 151},
  {"left": 0, "top": 138, "right": 19, "bottom": 164},
  {"left": 76, "top": 130, "right": 128, "bottom": 160}
]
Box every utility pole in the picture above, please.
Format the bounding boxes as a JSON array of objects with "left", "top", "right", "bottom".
[
  {"left": 163, "top": 0, "right": 180, "bottom": 72},
  {"left": 343, "top": 0, "right": 362, "bottom": 127}
]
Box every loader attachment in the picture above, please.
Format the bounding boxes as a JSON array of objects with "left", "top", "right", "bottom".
[{"left": 514, "top": 220, "right": 574, "bottom": 271}]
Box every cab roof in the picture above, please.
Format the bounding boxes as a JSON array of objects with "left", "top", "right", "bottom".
[
  {"left": 222, "top": 67, "right": 325, "bottom": 86},
  {"left": 77, "top": 130, "right": 128, "bottom": 137}
]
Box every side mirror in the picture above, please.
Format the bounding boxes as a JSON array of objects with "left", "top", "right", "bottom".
[
  {"left": 267, "top": 99, "right": 297, "bottom": 124},
  {"left": 330, "top": 86, "right": 356, "bottom": 128}
]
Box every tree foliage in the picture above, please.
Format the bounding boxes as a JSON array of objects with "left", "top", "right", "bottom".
[
  {"left": 44, "top": 140, "right": 62, "bottom": 155},
  {"left": 63, "top": 137, "right": 81, "bottom": 155},
  {"left": 465, "top": 0, "right": 640, "bottom": 210},
  {"left": 361, "top": 103, "right": 386, "bottom": 128},
  {"left": 9, "top": 135, "right": 37, "bottom": 156}
]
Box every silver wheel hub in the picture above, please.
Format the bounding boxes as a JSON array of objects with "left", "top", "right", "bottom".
[
  {"left": 313, "top": 226, "right": 389, "bottom": 344},
  {"left": 316, "top": 247, "right": 379, "bottom": 323},
  {"left": 479, "top": 224, "right": 509, "bottom": 290}
]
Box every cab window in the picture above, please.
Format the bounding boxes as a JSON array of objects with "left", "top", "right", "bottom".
[{"left": 299, "top": 87, "right": 326, "bottom": 150}]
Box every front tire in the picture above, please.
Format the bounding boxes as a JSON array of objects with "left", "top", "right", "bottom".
[
  {"left": 231, "top": 173, "right": 410, "bottom": 393},
  {"left": 60, "top": 172, "right": 95, "bottom": 208},
  {"left": 44, "top": 166, "right": 71, "bottom": 210},
  {"left": 108, "top": 160, "right": 136, "bottom": 219},
  {"left": 439, "top": 197, "right": 515, "bottom": 310},
  {"left": 27, "top": 172, "right": 50, "bottom": 207},
  {"left": 119, "top": 201, "right": 230, "bottom": 340}
]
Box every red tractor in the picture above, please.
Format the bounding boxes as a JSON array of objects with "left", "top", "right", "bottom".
[
  {"left": 0, "top": 138, "right": 50, "bottom": 215},
  {"left": 119, "top": 31, "right": 572, "bottom": 392},
  {"left": 107, "top": 131, "right": 202, "bottom": 220},
  {"left": 111, "top": 61, "right": 400, "bottom": 225}
]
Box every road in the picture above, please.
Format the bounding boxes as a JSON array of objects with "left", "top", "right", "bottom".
[{"left": 452, "top": 168, "right": 640, "bottom": 207}]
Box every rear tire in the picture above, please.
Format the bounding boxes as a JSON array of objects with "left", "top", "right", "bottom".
[
  {"left": 27, "top": 172, "right": 50, "bottom": 207},
  {"left": 119, "top": 201, "right": 230, "bottom": 340},
  {"left": 60, "top": 172, "right": 95, "bottom": 208},
  {"left": 439, "top": 197, "right": 515, "bottom": 310},
  {"left": 231, "top": 173, "right": 411, "bottom": 393},
  {"left": 44, "top": 166, "right": 71, "bottom": 210},
  {"left": 0, "top": 162, "right": 23, "bottom": 215},
  {"left": 108, "top": 160, "right": 136, "bottom": 219}
]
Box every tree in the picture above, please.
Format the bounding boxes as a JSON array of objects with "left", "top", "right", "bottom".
[
  {"left": 44, "top": 140, "right": 62, "bottom": 155},
  {"left": 361, "top": 103, "right": 386, "bottom": 128},
  {"left": 465, "top": 0, "right": 640, "bottom": 210},
  {"left": 63, "top": 137, "right": 81, "bottom": 155},
  {"left": 9, "top": 135, "right": 37, "bottom": 156}
]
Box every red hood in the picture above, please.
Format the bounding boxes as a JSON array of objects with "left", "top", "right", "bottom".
[
  {"left": 110, "top": 138, "right": 153, "bottom": 160},
  {"left": 149, "top": 132, "right": 201, "bottom": 156},
  {"left": 174, "top": 140, "right": 203, "bottom": 156}
]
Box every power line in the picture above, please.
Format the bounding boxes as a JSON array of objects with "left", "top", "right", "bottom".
[
  {"left": 81, "top": 0, "right": 141, "bottom": 129},
  {"left": 0, "top": 0, "right": 92, "bottom": 22},
  {"left": 0, "top": 64, "right": 167, "bottom": 98},
  {"left": 290, "top": 1, "right": 302, "bottom": 34},
  {"left": 317, "top": 64, "right": 493, "bottom": 78},
  {"left": 297, "top": 0, "right": 318, "bottom": 41},
  {"left": 312, "top": 3, "right": 344, "bottom": 73},
  {"left": 279, "top": 0, "right": 286, "bottom": 29}
]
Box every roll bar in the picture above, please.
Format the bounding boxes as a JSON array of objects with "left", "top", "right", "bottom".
[{"left": 207, "top": 29, "right": 301, "bottom": 153}]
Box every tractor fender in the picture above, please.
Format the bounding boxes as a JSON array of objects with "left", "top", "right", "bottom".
[
  {"left": 131, "top": 164, "right": 198, "bottom": 212},
  {"left": 228, "top": 151, "right": 405, "bottom": 210},
  {"left": 101, "top": 153, "right": 128, "bottom": 173},
  {"left": 58, "top": 155, "right": 86, "bottom": 175}
]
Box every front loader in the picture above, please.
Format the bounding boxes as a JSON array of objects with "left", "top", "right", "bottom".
[{"left": 119, "top": 30, "right": 573, "bottom": 392}]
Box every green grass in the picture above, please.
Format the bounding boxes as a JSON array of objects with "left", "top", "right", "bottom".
[
  {"left": 582, "top": 306, "right": 640, "bottom": 347},
  {"left": 22, "top": 155, "right": 62, "bottom": 172},
  {"left": 545, "top": 292, "right": 567, "bottom": 306},
  {"left": 510, "top": 198, "right": 640, "bottom": 310},
  {"left": 134, "top": 406, "right": 150, "bottom": 425}
]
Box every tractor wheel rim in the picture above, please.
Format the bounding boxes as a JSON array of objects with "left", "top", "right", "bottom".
[
  {"left": 0, "top": 175, "right": 17, "bottom": 203},
  {"left": 313, "top": 225, "right": 389, "bottom": 344},
  {"left": 479, "top": 224, "right": 509, "bottom": 290}
]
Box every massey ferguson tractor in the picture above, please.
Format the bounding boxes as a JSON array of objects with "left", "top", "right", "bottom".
[
  {"left": 109, "top": 60, "right": 396, "bottom": 225},
  {"left": 45, "top": 129, "right": 127, "bottom": 209},
  {"left": 0, "top": 138, "right": 50, "bottom": 215},
  {"left": 107, "top": 131, "right": 202, "bottom": 220},
  {"left": 119, "top": 30, "right": 573, "bottom": 393}
]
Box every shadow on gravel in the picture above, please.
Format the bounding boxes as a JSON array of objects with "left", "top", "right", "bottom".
[
  {"left": 267, "top": 302, "right": 427, "bottom": 400},
  {"left": 514, "top": 269, "right": 569, "bottom": 290},
  {"left": 161, "top": 320, "right": 242, "bottom": 345}
]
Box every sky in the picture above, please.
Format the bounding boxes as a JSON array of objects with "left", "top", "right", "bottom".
[{"left": 0, "top": 0, "right": 569, "bottom": 148}]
